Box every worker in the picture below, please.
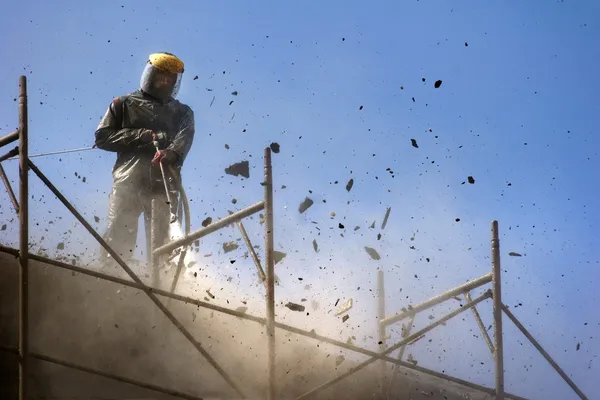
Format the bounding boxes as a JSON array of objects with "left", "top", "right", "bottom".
[{"left": 94, "top": 52, "right": 195, "bottom": 268}]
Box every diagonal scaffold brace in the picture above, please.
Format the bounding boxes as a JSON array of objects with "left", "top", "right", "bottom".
[{"left": 26, "top": 158, "right": 247, "bottom": 399}]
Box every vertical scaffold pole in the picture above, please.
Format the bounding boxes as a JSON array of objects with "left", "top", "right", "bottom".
[
  {"left": 18, "top": 75, "right": 29, "bottom": 400},
  {"left": 491, "top": 220, "right": 505, "bottom": 399},
  {"left": 264, "top": 147, "right": 276, "bottom": 400}
]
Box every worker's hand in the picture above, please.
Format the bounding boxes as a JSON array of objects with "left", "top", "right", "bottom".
[
  {"left": 151, "top": 149, "right": 177, "bottom": 165},
  {"left": 152, "top": 131, "right": 168, "bottom": 143},
  {"left": 142, "top": 130, "right": 169, "bottom": 148}
]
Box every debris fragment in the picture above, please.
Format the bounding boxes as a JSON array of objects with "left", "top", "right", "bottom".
[
  {"left": 411, "top": 139, "right": 419, "bottom": 148},
  {"left": 434, "top": 80, "right": 443, "bottom": 88},
  {"left": 369, "top": 221, "right": 376, "bottom": 229},
  {"left": 342, "top": 315, "right": 350, "bottom": 323},
  {"left": 56, "top": 242, "right": 65, "bottom": 250},
  {"left": 94, "top": 216, "right": 100, "bottom": 223},
  {"left": 270, "top": 142, "right": 280, "bottom": 153},
  {"left": 225, "top": 144, "right": 230, "bottom": 149},
  {"left": 576, "top": 342, "right": 581, "bottom": 351},
  {"left": 311, "top": 300, "right": 320, "bottom": 310},
  {"left": 225, "top": 161, "right": 250, "bottom": 179},
  {"left": 364, "top": 246, "right": 381, "bottom": 260},
  {"left": 508, "top": 252, "right": 522, "bottom": 257},
  {"left": 335, "top": 298, "right": 353, "bottom": 316},
  {"left": 1, "top": 224, "right": 6, "bottom": 231},
  {"left": 231, "top": 91, "right": 238, "bottom": 96},
  {"left": 467, "top": 176, "right": 475, "bottom": 184},
  {"left": 312, "top": 239, "right": 319, "bottom": 253},
  {"left": 206, "top": 289, "right": 215, "bottom": 299},
  {"left": 273, "top": 251, "right": 287, "bottom": 265},
  {"left": 346, "top": 178, "right": 354, "bottom": 192},
  {"left": 285, "top": 302, "right": 305, "bottom": 312},
  {"left": 223, "top": 241, "right": 239, "bottom": 253},
  {"left": 359, "top": 105, "right": 363, "bottom": 110},
  {"left": 235, "top": 306, "right": 248, "bottom": 315},
  {"left": 231, "top": 198, "right": 237, "bottom": 204},
  {"left": 338, "top": 223, "right": 345, "bottom": 229},
  {"left": 201, "top": 217, "right": 212, "bottom": 227},
  {"left": 298, "top": 197, "right": 314, "bottom": 214},
  {"left": 193, "top": 75, "right": 198, "bottom": 80},
  {"left": 381, "top": 207, "right": 391, "bottom": 230},
  {"left": 335, "top": 355, "right": 345, "bottom": 367}
]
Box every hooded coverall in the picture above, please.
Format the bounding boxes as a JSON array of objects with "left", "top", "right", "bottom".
[{"left": 94, "top": 89, "right": 194, "bottom": 264}]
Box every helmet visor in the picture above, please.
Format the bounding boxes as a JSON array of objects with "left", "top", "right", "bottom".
[{"left": 140, "top": 63, "right": 182, "bottom": 101}]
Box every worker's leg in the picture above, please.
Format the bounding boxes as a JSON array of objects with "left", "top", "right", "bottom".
[
  {"left": 99, "top": 185, "right": 143, "bottom": 266},
  {"left": 142, "top": 192, "right": 174, "bottom": 252},
  {"left": 142, "top": 191, "right": 175, "bottom": 288}
]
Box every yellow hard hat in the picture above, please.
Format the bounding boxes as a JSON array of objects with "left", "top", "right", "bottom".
[
  {"left": 141, "top": 52, "right": 185, "bottom": 100},
  {"left": 148, "top": 52, "right": 185, "bottom": 74}
]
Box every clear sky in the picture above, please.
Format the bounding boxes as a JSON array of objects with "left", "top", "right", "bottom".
[{"left": 0, "top": 1, "right": 598, "bottom": 399}]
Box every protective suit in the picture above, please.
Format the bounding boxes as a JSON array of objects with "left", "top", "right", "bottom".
[{"left": 94, "top": 53, "right": 194, "bottom": 265}]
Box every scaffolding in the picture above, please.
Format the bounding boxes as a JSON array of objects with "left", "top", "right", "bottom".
[{"left": 0, "top": 76, "right": 589, "bottom": 400}]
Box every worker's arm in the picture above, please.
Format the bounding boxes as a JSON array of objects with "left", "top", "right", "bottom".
[
  {"left": 94, "top": 98, "right": 153, "bottom": 152},
  {"left": 166, "top": 106, "right": 195, "bottom": 164}
]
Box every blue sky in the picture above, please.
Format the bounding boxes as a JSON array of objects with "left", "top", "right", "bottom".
[{"left": 0, "top": 1, "right": 598, "bottom": 399}]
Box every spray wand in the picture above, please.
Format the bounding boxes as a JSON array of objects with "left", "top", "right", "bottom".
[{"left": 153, "top": 141, "right": 177, "bottom": 223}]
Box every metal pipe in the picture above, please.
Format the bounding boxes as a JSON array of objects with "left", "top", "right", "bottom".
[
  {"left": 237, "top": 221, "right": 267, "bottom": 285},
  {"left": 491, "top": 220, "right": 504, "bottom": 400},
  {"left": 465, "top": 292, "right": 495, "bottom": 355},
  {"left": 295, "top": 290, "right": 492, "bottom": 400},
  {"left": 264, "top": 147, "right": 276, "bottom": 400},
  {"left": 0, "top": 162, "right": 19, "bottom": 213},
  {"left": 377, "top": 270, "right": 386, "bottom": 395},
  {"left": 26, "top": 160, "right": 246, "bottom": 399},
  {"left": 0, "top": 346, "right": 205, "bottom": 400},
  {"left": 0, "top": 146, "right": 19, "bottom": 162},
  {"left": 0, "top": 246, "right": 527, "bottom": 400},
  {"left": 502, "top": 304, "right": 588, "bottom": 399},
  {"left": 380, "top": 273, "right": 492, "bottom": 327},
  {"left": 153, "top": 201, "right": 265, "bottom": 256},
  {"left": 0, "top": 130, "right": 18, "bottom": 149},
  {"left": 18, "top": 75, "right": 29, "bottom": 400}
]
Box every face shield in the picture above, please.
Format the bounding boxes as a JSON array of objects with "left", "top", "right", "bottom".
[{"left": 140, "top": 63, "right": 182, "bottom": 101}]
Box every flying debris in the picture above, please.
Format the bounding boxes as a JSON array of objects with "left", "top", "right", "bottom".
[
  {"left": 225, "top": 161, "right": 250, "bottom": 179},
  {"left": 364, "top": 247, "right": 381, "bottom": 260}
]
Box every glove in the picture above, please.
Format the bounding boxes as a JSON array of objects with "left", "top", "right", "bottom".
[{"left": 152, "top": 149, "right": 177, "bottom": 165}]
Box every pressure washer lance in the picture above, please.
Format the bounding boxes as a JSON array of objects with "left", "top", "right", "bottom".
[{"left": 153, "top": 141, "right": 178, "bottom": 223}]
